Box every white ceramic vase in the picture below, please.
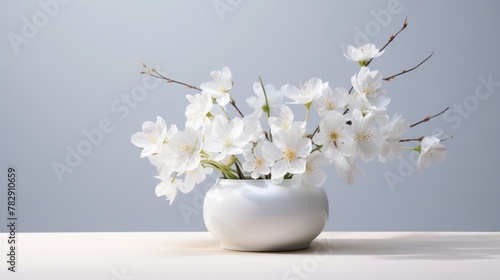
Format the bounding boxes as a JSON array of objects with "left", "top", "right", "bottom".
[{"left": 203, "top": 178, "right": 329, "bottom": 251}]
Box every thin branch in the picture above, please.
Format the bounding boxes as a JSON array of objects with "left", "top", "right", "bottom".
[
  {"left": 399, "top": 135, "right": 453, "bottom": 143},
  {"left": 399, "top": 137, "right": 423, "bottom": 143},
  {"left": 440, "top": 135, "right": 453, "bottom": 142},
  {"left": 383, "top": 52, "right": 434, "bottom": 82},
  {"left": 234, "top": 159, "right": 245, "bottom": 179},
  {"left": 399, "top": 107, "right": 451, "bottom": 143},
  {"left": 263, "top": 131, "right": 270, "bottom": 141},
  {"left": 148, "top": 68, "right": 202, "bottom": 91},
  {"left": 309, "top": 125, "right": 320, "bottom": 139},
  {"left": 229, "top": 99, "right": 245, "bottom": 118},
  {"left": 410, "top": 106, "right": 449, "bottom": 128}
]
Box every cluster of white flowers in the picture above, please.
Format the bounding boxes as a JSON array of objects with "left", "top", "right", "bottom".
[{"left": 132, "top": 43, "right": 447, "bottom": 204}]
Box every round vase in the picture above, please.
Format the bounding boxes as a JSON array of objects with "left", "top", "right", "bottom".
[{"left": 203, "top": 178, "right": 329, "bottom": 252}]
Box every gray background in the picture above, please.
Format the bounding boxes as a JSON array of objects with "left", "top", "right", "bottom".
[{"left": 1, "top": 0, "right": 499, "bottom": 232}]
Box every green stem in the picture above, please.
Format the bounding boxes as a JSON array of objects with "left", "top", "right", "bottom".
[
  {"left": 203, "top": 160, "right": 239, "bottom": 179},
  {"left": 259, "top": 76, "right": 274, "bottom": 142},
  {"left": 234, "top": 160, "right": 245, "bottom": 179},
  {"left": 305, "top": 102, "right": 312, "bottom": 123},
  {"left": 311, "top": 144, "right": 323, "bottom": 153},
  {"left": 402, "top": 146, "right": 421, "bottom": 153},
  {"left": 259, "top": 76, "right": 271, "bottom": 118}
]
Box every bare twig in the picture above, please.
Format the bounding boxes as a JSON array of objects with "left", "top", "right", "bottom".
[
  {"left": 383, "top": 52, "right": 434, "bottom": 82},
  {"left": 263, "top": 131, "right": 270, "bottom": 141},
  {"left": 399, "top": 107, "right": 450, "bottom": 143},
  {"left": 410, "top": 106, "right": 449, "bottom": 128},
  {"left": 365, "top": 17, "right": 408, "bottom": 68},
  {"left": 399, "top": 137, "right": 424, "bottom": 143},
  {"left": 229, "top": 99, "right": 245, "bottom": 118},
  {"left": 309, "top": 125, "right": 320, "bottom": 139},
  {"left": 439, "top": 135, "right": 453, "bottom": 142},
  {"left": 234, "top": 160, "right": 245, "bottom": 179},
  {"left": 147, "top": 68, "right": 202, "bottom": 91},
  {"left": 399, "top": 135, "right": 453, "bottom": 143}
]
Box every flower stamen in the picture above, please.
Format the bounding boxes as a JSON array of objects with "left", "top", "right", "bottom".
[{"left": 284, "top": 149, "right": 296, "bottom": 161}]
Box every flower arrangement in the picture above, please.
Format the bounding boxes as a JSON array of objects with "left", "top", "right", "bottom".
[{"left": 132, "top": 19, "right": 448, "bottom": 204}]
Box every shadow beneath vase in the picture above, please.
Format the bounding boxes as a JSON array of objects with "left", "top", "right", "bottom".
[
  {"left": 292, "top": 232, "right": 500, "bottom": 260},
  {"left": 150, "top": 232, "right": 500, "bottom": 260}
]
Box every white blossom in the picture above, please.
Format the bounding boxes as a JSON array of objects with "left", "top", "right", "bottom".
[
  {"left": 348, "top": 92, "right": 388, "bottom": 117},
  {"left": 268, "top": 106, "right": 305, "bottom": 133},
  {"left": 154, "top": 176, "right": 183, "bottom": 205},
  {"left": 293, "top": 152, "right": 328, "bottom": 188},
  {"left": 243, "top": 116, "right": 266, "bottom": 143},
  {"left": 131, "top": 116, "right": 172, "bottom": 158},
  {"left": 246, "top": 82, "right": 283, "bottom": 121},
  {"left": 378, "top": 114, "right": 410, "bottom": 162},
  {"left": 148, "top": 143, "right": 174, "bottom": 178},
  {"left": 351, "top": 67, "right": 390, "bottom": 111},
  {"left": 416, "top": 136, "right": 447, "bottom": 173},
  {"left": 313, "top": 86, "right": 349, "bottom": 116},
  {"left": 185, "top": 91, "right": 213, "bottom": 129},
  {"left": 263, "top": 124, "right": 312, "bottom": 184},
  {"left": 349, "top": 109, "right": 383, "bottom": 162},
  {"left": 182, "top": 163, "right": 206, "bottom": 192},
  {"left": 282, "top": 77, "right": 328, "bottom": 105},
  {"left": 351, "top": 67, "right": 391, "bottom": 110},
  {"left": 332, "top": 153, "right": 364, "bottom": 185},
  {"left": 344, "top": 43, "right": 384, "bottom": 63},
  {"left": 167, "top": 127, "right": 202, "bottom": 173},
  {"left": 314, "top": 111, "right": 353, "bottom": 158},
  {"left": 200, "top": 67, "right": 233, "bottom": 106},
  {"left": 203, "top": 115, "right": 252, "bottom": 161},
  {"left": 242, "top": 142, "right": 274, "bottom": 179}
]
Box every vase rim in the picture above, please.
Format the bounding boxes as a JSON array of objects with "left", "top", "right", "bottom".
[
  {"left": 217, "top": 178, "right": 291, "bottom": 182},
  {"left": 215, "top": 178, "right": 296, "bottom": 188}
]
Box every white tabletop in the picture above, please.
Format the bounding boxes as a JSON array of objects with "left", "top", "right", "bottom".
[{"left": 1, "top": 232, "right": 499, "bottom": 280}]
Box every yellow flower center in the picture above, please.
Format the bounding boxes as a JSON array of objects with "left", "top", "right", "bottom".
[
  {"left": 326, "top": 100, "right": 336, "bottom": 110},
  {"left": 329, "top": 131, "right": 340, "bottom": 141},
  {"left": 147, "top": 134, "right": 158, "bottom": 144},
  {"left": 284, "top": 149, "right": 296, "bottom": 161},
  {"left": 356, "top": 131, "right": 373, "bottom": 143},
  {"left": 306, "top": 163, "right": 314, "bottom": 174},
  {"left": 179, "top": 142, "right": 195, "bottom": 153},
  {"left": 223, "top": 137, "right": 233, "bottom": 147}
]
